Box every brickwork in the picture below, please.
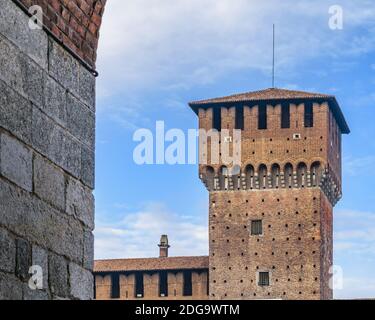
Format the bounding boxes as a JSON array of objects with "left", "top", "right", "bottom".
[
  {"left": 94, "top": 271, "right": 209, "bottom": 301},
  {"left": 0, "top": 0, "right": 105, "bottom": 299},
  {"left": 192, "top": 88, "right": 348, "bottom": 300},
  {"left": 14, "top": 0, "right": 106, "bottom": 68}
]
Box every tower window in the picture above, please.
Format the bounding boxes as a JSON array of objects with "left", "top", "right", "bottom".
[
  {"left": 213, "top": 108, "right": 221, "bottom": 131},
  {"left": 258, "top": 272, "right": 270, "bottom": 286},
  {"left": 235, "top": 106, "right": 244, "bottom": 130},
  {"left": 111, "top": 273, "right": 120, "bottom": 299},
  {"left": 159, "top": 271, "right": 168, "bottom": 297},
  {"left": 281, "top": 103, "right": 290, "bottom": 128},
  {"left": 135, "top": 272, "right": 144, "bottom": 298},
  {"left": 183, "top": 271, "right": 192, "bottom": 296},
  {"left": 251, "top": 220, "right": 263, "bottom": 235},
  {"left": 304, "top": 102, "right": 314, "bottom": 128},
  {"left": 258, "top": 104, "right": 267, "bottom": 129}
]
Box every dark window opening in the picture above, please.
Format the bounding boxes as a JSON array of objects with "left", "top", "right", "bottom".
[
  {"left": 304, "top": 102, "right": 314, "bottom": 128},
  {"left": 251, "top": 220, "right": 263, "bottom": 235},
  {"left": 235, "top": 106, "right": 244, "bottom": 130},
  {"left": 258, "top": 272, "right": 270, "bottom": 286},
  {"left": 281, "top": 103, "right": 290, "bottom": 128},
  {"left": 183, "top": 271, "right": 192, "bottom": 296},
  {"left": 93, "top": 277, "right": 97, "bottom": 299},
  {"left": 111, "top": 273, "right": 120, "bottom": 299},
  {"left": 135, "top": 272, "right": 144, "bottom": 298},
  {"left": 213, "top": 108, "right": 221, "bottom": 131},
  {"left": 159, "top": 271, "right": 168, "bottom": 297},
  {"left": 258, "top": 104, "right": 267, "bottom": 129}
]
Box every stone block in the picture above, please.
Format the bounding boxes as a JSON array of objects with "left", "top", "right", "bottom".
[
  {"left": 79, "top": 66, "right": 96, "bottom": 110},
  {"left": 0, "top": 0, "right": 48, "bottom": 68},
  {"left": 43, "top": 75, "right": 67, "bottom": 127},
  {"left": 33, "top": 154, "right": 66, "bottom": 211},
  {"left": 0, "top": 133, "right": 33, "bottom": 192},
  {"left": 48, "top": 254, "right": 69, "bottom": 298},
  {"left": 69, "top": 263, "right": 93, "bottom": 300},
  {"left": 0, "top": 79, "right": 32, "bottom": 144},
  {"left": 66, "top": 177, "right": 94, "bottom": 230},
  {"left": 32, "top": 245, "right": 48, "bottom": 290},
  {"left": 31, "top": 107, "right": 65, "bottom": 167},
  {"left": 15, "top": 238, "right": 31, "bottom": 281},
  {"left": 23, "top": 285, "right": 49, "bottom": 300},
  {"left": 64, "top": 134, "right": 82, "bottom": 179},
  {"left": 66, "top": 93, "right": 95, "bottom": 148},
  {"left": 81, "top": 145, "right": 95, "bottom": 189},
  {"left": 0, "top": 227, "right": 16, "bottom": 273},
  {"left": 0, "top": 272, "right": 23, "bottom": 300},
  {"left": 83, "top": 230, "right": 94, "bottom": 271},
  {"left": 48, "top": 39, "right": 79, "bottom": 95},
  {"left": 0, "top": 178, "right": 84, "bottom": 264}
]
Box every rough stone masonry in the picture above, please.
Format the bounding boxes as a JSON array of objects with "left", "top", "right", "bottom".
[{"left": 0, "top": 0, "right": 105, "bottom": 300}]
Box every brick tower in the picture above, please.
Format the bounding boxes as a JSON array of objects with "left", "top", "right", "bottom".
[{"left": 189, "top": 88, "right": 350, "bottom": 300}]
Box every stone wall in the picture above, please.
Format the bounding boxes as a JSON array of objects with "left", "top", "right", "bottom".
[{"left": 0, "top": 0, "right": 104, "bottom": 300}]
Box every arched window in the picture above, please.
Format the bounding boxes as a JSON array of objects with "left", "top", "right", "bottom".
[
  {"left": 219, "top": 166, "right": 229, "bottom": 190},
  {"left": 311, "top": 161, "right": 322, "bottom": 187},
  {"left": 258, "top": 164, "right": 268, "bottom": 189},
  {"left": 297, "top": 162, "right": 307, "bottom": 188},
  {"left": 284, "top": 163, "right": 293, "bottom": 188},
  {"left": 230, "top": 165, "right": 241, "bottom": 190},
  {"left": 204, "top": 166, "right": 215, "bottom": 191},
  {"left": 271, "top": 164, "right": 281, "bottom": 188},
  {"left": 245, "top": 165, "right": 255, "bottom": 189}
]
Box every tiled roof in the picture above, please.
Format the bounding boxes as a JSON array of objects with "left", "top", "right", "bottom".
[
  {"left": 189, "top": 87, "right": 350, "bottom": 134},
  {"left": 189, "top": 88, "right": 333, "bottom": 105},
  {"left": 94, "top": 256, "right": 209, "bottom": 273}
]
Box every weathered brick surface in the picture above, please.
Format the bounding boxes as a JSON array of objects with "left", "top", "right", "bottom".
[
  {"left": 0, "top": 0, "right": 101, "bottom": 299},
  {"left": 194, "top": 91, "right": 346, "bottom": 300},
  {"left": 13, "top": 0, "right": 106, "bottom": 68}
]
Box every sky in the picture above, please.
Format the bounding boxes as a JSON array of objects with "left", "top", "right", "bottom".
[{"left": 93, "top": 0, "right": 375, "bottom": 299}]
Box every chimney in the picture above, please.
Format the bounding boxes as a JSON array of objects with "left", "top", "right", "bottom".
[{"left": 158, "top": 235, "right": 170, "bottom": 258}]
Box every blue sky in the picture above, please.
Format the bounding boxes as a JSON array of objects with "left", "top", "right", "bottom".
[{"left": 94, "top": 0, "right": 375, "bottom": 299}]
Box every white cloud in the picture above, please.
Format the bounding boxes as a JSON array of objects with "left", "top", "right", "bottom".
[
  {"left": 343, "top": 155, "right": 375, "bottom": 176},
  {"left": 95, "top": 202, "right": 208, "bottom": 259}
]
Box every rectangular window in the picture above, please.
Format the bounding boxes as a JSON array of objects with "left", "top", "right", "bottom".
[
  {"left": 304, "top": 102, "right": 314, "bottom": 128},
  {"left": 258, "top": 272, "right": 270, "bottom": 286},
  {"left": 183, "top": 271, "right": 192, "bottom": 296},
  {"left": 213, "top": 108, "right": 221, "bottom": 131},
  {"left": 281, "top": 103, "right": 290, "bottom": 128},
  {"left": 251, "top": 220, "right": 263, "bottom": 235},
  {"left": 235, "top": 106, "right": 244, "bottom": 130},
  {"left": 159, "top": 271, "right": 168, "bottom": 297},
  {"left": 135, "top": 272, "right": 144, "bottom": 298},
  {"left": 258, "top": 104, "right": 267, "bottom": 129},
  {"left": 111, "top": 273, "right": 120, "bottom": 299}
]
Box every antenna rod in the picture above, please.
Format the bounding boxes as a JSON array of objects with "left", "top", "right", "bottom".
[{"left": 272, "top": 24, "right": 275, "bottom": 88}]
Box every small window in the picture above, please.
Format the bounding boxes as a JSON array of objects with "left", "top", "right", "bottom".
[
  {"left": 135, "top": 272, "right": 144, "bottom": 298},
  {"left": 213, "top": 108, "right": 221, "bottom": 131},
  {"left": 281, "top": 103, "right": 290, "bottom": 128},
  {"left": 258, "top": 272, "right": 270, "bottom": 286},
  {"left": 183, "top": 271, "right": 192, "bottom": 296},
  {"left": 251, "top": 220, "right": 263, "bottom": 235},
  {"left": 258, "top": 104, "right": 267, "bottom": 130},
  {"left": 235, "top": 106, "right": 244, "bottom": 130},
  {"left": 304, "top": 102, "right": 313, "bottom": 128},
  {"left": 111, "top": 273, "right": 120, "bottom": 299}
]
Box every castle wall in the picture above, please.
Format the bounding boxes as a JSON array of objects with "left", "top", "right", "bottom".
[
  {"left": 95, "top": 270, "right": 209, "bottom": 300},
  {"left": 0, "top": 0, "right": 105, "bottom": 300}
]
